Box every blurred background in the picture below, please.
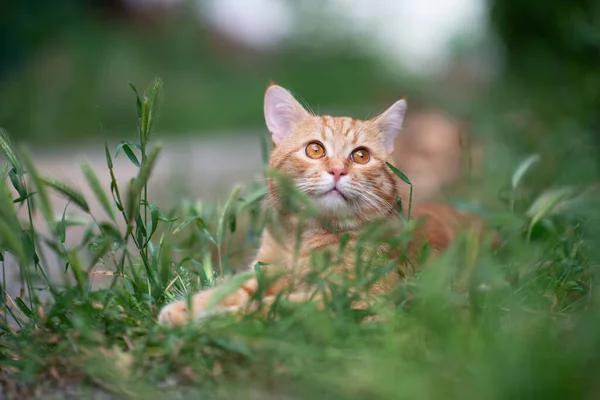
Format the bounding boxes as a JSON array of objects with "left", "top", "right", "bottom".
[{"left": 1, "top": 0, "right": 598, "bottom": 205}]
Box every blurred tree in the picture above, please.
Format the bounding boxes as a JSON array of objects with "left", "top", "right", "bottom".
[
  {"left": 490, "top": 0, "right": 599, "bottom": 142},
  {"left": 0, "top": 0, "right": 132, "bottom": 76},
  {"left": 0, "top": 1, "right": 419, "bottom": 143},
  {"left": 488, "top": 0, "right": 600, "bottom": 188},
  {"left": 0, "top": 0, "right": 88, "bottom": 75}
]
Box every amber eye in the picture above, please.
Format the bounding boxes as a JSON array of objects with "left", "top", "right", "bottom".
[
  {"left": 351, "top": 148, "right": 371, "bottom": 164},
  {"left": 305, "top": 141, "right": 326, "bottom": 159}
]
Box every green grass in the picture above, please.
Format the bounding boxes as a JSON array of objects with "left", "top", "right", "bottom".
[{"left": 0, "top": 79, "right": 599, "bottom": 399}]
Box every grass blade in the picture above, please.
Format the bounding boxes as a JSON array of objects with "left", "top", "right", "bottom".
[
  {"left": 8, "top": 168, "right": 27, "bottom": 200},
  {"left": 526, "top": 186, "right": 575, "bottom": 239},
  {"left": 239, "top": 185, "right": 267, "bottom": 210},
  {"left": 206, "top": 271, "right": 255, "bottom": 309},
  {"left": 0, "top": 128, "right": 22, "bottom": 174},
  {"left": 125, "top": 178, "right": 141, "bottom": 231},
  {"left": 116, "top": 142, "right": 141, "bottom": 167},
  {"left": 512, "top": 154, "right": 540, "bottom": 189},
  {"left": 260, "top": 134, "right": 270, "bottom": 178},
  {"left": 136, "top": 143, "right": 161, "bottom": 189},
  {"left": 128, "top": 82, "right": 142, "bottom": 118},
  {"left": 20, "top": 147, "right": 54, "bottom": 226},
  {"left": 386, "top": 161, "right": 412, "bottom": 185},
  {"left": 0, "top": 220, "right": 25, "bottom": 265},
  {"left": 15, "top": 297, "right": 33, "bottom": 319},
  {"left": 140, "top": 78, "right": 163, "bottom": 146},
  {"left": 216, "top": 185, "right": 241, "bottom": 245},
  {"left": 82, "top": 162, "right": 116, "bottom": 221},
  {"left": 68, "top": 249, "right": 87, "bottom": 296},
  {"left": 142, "top": 201, "right": 175, "bottom": 244},
  {"left": 104, "top": 141, "right": 114, "bottom": 169},
  {"left": 386, "top": 162, "right": 413, "bottom": 220},
  {"left": 41, "top": 177, "right": 90, "bottom": 213}
]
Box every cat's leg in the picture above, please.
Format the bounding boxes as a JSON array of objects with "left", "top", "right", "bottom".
[
  {"left": 261, "top": 291, "right": 324, "bottom": 308},
  {"left": 158, "top": 275, "right": 259, "bottom": 326},
  {"left": 158, "top": 258, "right": 292, "bottom": 326}
]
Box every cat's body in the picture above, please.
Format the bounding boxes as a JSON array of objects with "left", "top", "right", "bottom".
[{"left": 158, "top": 85, "right": 493, "bottom": 326}]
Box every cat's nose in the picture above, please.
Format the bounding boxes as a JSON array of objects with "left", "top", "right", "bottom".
[{"left": 328, "top": 166, "right": 347, "bottom": 183}]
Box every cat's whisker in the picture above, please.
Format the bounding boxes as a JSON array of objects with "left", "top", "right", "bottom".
[
  {"left": 366, "top": 190, "right": 398, "bottom": 215},
  {"left": 351, "top": 186, "right": 397, "bottom": 217},
  {"left": 351, "top": 190, "right": 386, "bottom": 216},
  {"left": 294, "top": 181, "right": 332, "bottom": 196},
  {"left": 366, "top": 186, "right": 401, "bottom": 212}
]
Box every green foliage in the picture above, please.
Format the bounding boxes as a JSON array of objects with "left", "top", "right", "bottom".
[
  {"left": 0, "top": 79, "right": 599, "bottom": 398},
  {"left": 487, "top": 0, "right": 599, "bottom": 188},
  {"left": 0, "top": 14, "right": 423, "bottom": 144}
]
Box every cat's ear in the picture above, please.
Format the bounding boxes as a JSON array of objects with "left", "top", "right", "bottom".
[
  {"left": 373, "top": 99, "right": 407, "bottom": 153},
  {"left": 264, "top": 85, "right": 310, "bottom": 145}
]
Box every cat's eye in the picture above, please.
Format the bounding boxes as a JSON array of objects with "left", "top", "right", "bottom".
[
  {"left": 305, "top": 141, "right": 326, "bottom": 159},
  {"left": 351, "top": 148, "right": 371, "bottom": 164}
]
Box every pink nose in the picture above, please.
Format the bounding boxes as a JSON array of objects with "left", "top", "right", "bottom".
[{"left": 328, "top": 166, "right": 347, "bottom": 183}]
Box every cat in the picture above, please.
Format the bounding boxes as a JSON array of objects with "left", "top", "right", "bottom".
[{"left": 158, "top": 84, "right": 495, "bottom": 326}]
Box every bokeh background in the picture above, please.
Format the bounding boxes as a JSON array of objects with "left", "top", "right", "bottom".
[
  {"left": 1, "top": 0, "right": 598, "bottom": 205},
  {"left": 2, "top": 1, "right": 600, "bottom": 392}
]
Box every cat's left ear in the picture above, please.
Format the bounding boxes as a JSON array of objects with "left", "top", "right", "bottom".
[{"left": 372, "top": 99, "right": 407, "bottom": 154}]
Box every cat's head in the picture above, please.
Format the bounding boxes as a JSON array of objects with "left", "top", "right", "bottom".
[{"left": 264, "top": 84, "right": 407, "bottom": 228}]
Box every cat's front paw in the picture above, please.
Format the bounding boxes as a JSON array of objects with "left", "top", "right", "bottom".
[
  {"left": 158, "top": 282, "right": 256, "bottom": 327},
  {"left": 158, "top": 301, "right": 190, "bottom": 327}
]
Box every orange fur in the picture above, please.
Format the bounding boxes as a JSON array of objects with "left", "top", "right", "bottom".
[{"left": 158, "top": 86, "right": 496, "bottom": 326}]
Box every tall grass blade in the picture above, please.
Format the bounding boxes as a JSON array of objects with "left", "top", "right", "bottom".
[
  {"left": 136, "top": 143, "right": 161, "bottom": 189},
  {"left": 386, "top": 162, "right": 413, "bottom": 220},
  {"left": 0, "top": 128, "right": 22, "bottom": 173},
  {"left": 116, "top": 142, "right": 141, "bottom": 167},
  {"left": 0, "top": 175, "right": 23, "bottom": 236},
  {"left": 104, "top": 141, "right": 114, "bottom": 169},
  {"left": 8, "top": 168, "right": 27, "bottom": 201},
  {"left": 140, "top": 78, "right": 163, "bottom": 146},
  {"left": 15, "top": 297, "right": 33, "bottom": 319},
  {"left": 82, "top": 162, "right": 116, "bottom": 221},
  {"left": 239, "top": 185, "right": 267, "bottom": 210},
  {"left": 41, "top": 177, "right": 90, "bottom": 213},
  {"left": 128, "top": 82, "right": 142, "bottom": 118},
  {"left": 142, "top": 201, "right": 175, "bottom": 245},
  {"left": 57, "top": 202, "right": 69, "bottom": 244},
  {"left": 158, "top": 235, "right": 171, "bottom": 287},
  {"left": 526, "top": 186, "right": 575, "bottom": 239},
  {"left": 0, "top": 220, "right": 25, "bottom": 265},
  {"left": 260, "top": 134, "right": 270, "bottom": 177},
  {"left": 386, "top": 161, "right": 412, "bottom": 185},
  {"left": 125, "top": 178, "right": 141, "bottom": 231},
  {"left": 68, "top": 249, "right": 87, "bottom": 296},
  {"left": 512, "top": 154, "right": 540, "bottom": 189},
  {"left": 20, "top": 148, "right": 54, "bottom": 226},
  {"left": 216, "top": 185, "right": 241, "bottom": 246}
]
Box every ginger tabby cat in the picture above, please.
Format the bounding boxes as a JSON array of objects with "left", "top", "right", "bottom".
[{"left": 158, "top": 85, "right": 492, "bottom": 326}]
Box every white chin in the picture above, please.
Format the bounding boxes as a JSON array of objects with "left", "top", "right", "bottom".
[{"left": 313, "top": 192, "right": 354, "bottom": 216}]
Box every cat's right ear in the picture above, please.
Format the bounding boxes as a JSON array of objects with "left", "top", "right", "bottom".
[
  {"left": 264, "top": 85, "right": 310, "bottom": 145},
  {"left": 372, "top": 99, "right": 407, "bottom": 154}
]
